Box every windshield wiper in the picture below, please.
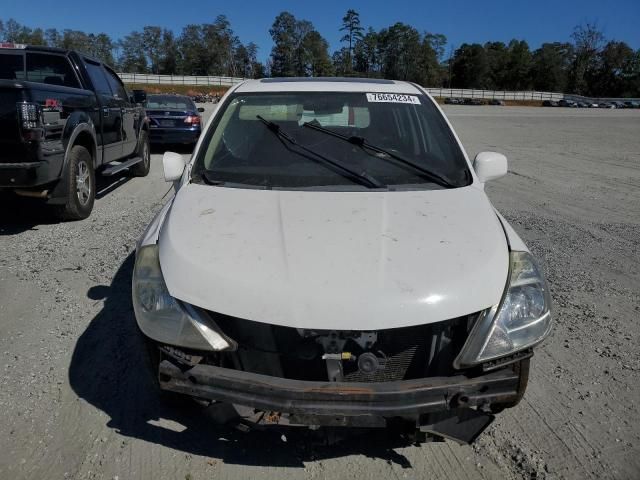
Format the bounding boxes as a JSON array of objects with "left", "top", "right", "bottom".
[
  {"left": 199, "top": 170, "right": 272, "bottom": 189},
  {"left": 303, "top": 121, "right": 456, "bottom": 189},
  {"left": 256, "top": 115, "right": 385, "bottom": 189}
]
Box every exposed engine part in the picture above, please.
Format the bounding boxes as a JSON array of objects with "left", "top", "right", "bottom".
[
  {"left": 325, "top": 358, "right": 343, "bottom": 382},
  {"left": 210, "top": 310, "right": 476, "bottom": 382},
  {"left": 159, "top": 345, "right": 203, "bottom": 366},
  {"left": 307, "top": 331, "right": 379, "bottom": 381},
  {"left": 357, "top": 352, "right": 387, "bottom": 374},
  {"left": 295, "top": 338, "right": 321, "bottom": 360},
  {"left": 321, "top": 352, "right": 355, "bottom": 362},
  {"left": 349, "top": 332, "right": 377, "bottom": 350},
  {"left": 297, "top": 329, "right": 378, "bottom": 353}
]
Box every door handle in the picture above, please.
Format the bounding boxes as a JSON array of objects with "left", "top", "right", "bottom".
[{"left": 102, "top": 107, "right": 109, "bottom": 117}]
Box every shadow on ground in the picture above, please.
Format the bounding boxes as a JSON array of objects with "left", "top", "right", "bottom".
[
  {"left": 68, "top": 252, "right": 415, "bottom": 468},
  {"left": 0, "top": 172, "right": 131, "bottom": 235},
  {"left": 0, "top": 193, "right": 58, "bottom": 235}
]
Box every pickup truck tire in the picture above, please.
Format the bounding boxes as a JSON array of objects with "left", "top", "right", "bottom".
[
  {"left": 54, "top": 145, "right": 95, "bottom": 220},
  {"left": 129, "top": 130, "right": 151, "bottom": 177}
]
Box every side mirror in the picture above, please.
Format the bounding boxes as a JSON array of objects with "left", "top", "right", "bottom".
[
  {"left": 132, "top": 89, "right": 147, "bottom": 104},
  {"left": 197, "top": 107, "right": 205, "bottom": 113},
  {"left": 162, "top": 151, "right": 185, "bottom": 182},
  {"left": 474, "top": 152, "right": 508, "bottom": 183}
]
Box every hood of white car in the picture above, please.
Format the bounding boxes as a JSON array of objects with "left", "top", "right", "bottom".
[{"left": 159, "top": 184, "right": 509, "bottom": 330}]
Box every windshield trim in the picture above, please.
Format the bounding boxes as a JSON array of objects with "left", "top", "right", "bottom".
[{"left": 191, "top": 91, "right": 472, "bottom": 191}]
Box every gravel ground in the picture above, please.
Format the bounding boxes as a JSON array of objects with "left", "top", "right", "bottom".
[{"left": 0, "top": 105, "right": 638, "bottom": 480}]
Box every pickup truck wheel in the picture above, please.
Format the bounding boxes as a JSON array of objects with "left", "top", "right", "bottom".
[
  {"left": 54, "top": 145, "right": 95, "bottom": 220},
  {"left": 130, "top": 130, "right": 150, "bottom": 177}
]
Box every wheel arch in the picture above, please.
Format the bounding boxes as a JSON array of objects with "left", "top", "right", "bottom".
[
  {"left": 48, "top": 123, "right": 97, "bottom": 204},
  {"left": 65, "top": 123, "right": 98, "bottom": 167}
]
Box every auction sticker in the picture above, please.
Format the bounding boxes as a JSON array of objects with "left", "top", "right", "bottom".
[{"left": 366, "top": 93, "right": 421, "bottom": 104}]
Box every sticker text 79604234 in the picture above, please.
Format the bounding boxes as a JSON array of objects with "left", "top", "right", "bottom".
[{"left": 366, "top": 93, "right": 421, "bottom": 104}]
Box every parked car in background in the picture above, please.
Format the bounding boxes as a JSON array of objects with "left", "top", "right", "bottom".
[
  {"left": 133, "top": 78, "right": 553, "bottom": 444},
  {"left": 542, "top": 100, "right": 558, "bottom": 107},
  {"left": 488, "top": 99, "right": 505, "bottom": 106},
  {"left": 463, "top": 98, "right": 484, "bottom": 105},
  {"left": 0, "top": 44, "right": 150, "bottom": 220},
  {"left": 145, "top": 94, "right": 205, "bottom": 147},
  {"left": 558, "top": 99, "right": 577, "bottom": 107},
  {"left": 444, "top": 97, "right": 463, "bottom": 105}
]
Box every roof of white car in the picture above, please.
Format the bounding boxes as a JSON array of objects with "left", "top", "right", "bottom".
[{"left": 235, "top": 77, "right": 423, "bottom": 94}]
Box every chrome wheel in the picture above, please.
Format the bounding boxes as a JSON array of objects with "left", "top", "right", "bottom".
[
  {"left": 143, "top": 139, "right": 150, "bottom": 168},
  {"left": 76, "top": 160, "right": 91, "bottom": 205}
]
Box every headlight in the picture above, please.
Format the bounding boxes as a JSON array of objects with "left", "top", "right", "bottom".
[
  {"left": 132, "top": 245, "right": 235, "bottom": 351},
  {"left": 455, "top": 251, "right": 552, "bottom": 368}
]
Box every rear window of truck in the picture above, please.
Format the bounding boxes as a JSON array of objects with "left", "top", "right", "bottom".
[
  {"left": 0, "top": 53, "right": 25, "bottom": 80},
  {"left": 25, "top": 53, "right": 81, "bottom": 89}
]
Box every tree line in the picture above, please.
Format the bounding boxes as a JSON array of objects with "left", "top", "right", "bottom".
[
  {"left": 0, "top": 16, "right": 264, "bottom": 79},
  {"left": 1, "top": 12, "right": 639, "bottom": 97}
]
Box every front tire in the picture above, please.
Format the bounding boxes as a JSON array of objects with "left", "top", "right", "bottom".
[
  {"left": 130, "top": 130, "right": 151, "bottom": 177},
  {"left": 54, "top": 145, "right": 95, "bottom": 221}
]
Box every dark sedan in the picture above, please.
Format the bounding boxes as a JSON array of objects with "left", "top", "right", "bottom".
[{"left": 145, "top": 94, "right": 205, "bottom": 146}]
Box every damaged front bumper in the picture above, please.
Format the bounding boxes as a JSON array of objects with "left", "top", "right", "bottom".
[{"left": 158, "top": 359, "right": 522, "bottom": 443}]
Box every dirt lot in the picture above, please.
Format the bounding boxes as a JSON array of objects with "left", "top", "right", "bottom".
[{"left": 0, "top": 105, "right": 638, "bottom": 479}]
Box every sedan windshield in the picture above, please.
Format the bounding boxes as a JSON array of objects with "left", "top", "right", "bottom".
[{"left": 192, "top": 91, "right": 470, "bottom": 190}]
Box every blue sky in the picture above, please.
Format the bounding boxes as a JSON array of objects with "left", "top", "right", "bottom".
[{"left": 3, "top": 0, "right": 639, "bottom": 61}]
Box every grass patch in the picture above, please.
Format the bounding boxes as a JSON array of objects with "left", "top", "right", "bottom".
[{"left": 124, "top": 83, "right": 230, "bottom": 96}]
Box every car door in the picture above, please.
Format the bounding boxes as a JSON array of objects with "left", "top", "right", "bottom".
[
  {"left": 84, "top": 59, "right": 122, "bottom": 163},
  {"left": 103, "top": 66, "right": 137, "bottom": 157}
]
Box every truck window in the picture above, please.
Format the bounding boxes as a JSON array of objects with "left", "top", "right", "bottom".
[
  {"left": 0, "top": 53, "right": 25, "bottom": 80},
  {"left": 85, "top": 61, "right": 112, "bottom": 96},
  {"left": 26, "top": 53, "right": 81, "bottom": 88},
  {"left": 103, "top": 67, "right": 129, "bottom": 101}
]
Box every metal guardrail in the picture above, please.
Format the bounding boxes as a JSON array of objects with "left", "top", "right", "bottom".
[
  {"left": 425, "top": 88, "right": 640, "bottom": 102},
  {"left": 116, "top": 74, "right": 640, "bottom": 102},
  {"left": 117, "top": 73, "right": 245, "bottom": 87},
  {"left": 423, "top": 88, "right": 564, "bottom": 101},
  {"left": 565, "top": 94, "right": 640, "bottom": 103}
]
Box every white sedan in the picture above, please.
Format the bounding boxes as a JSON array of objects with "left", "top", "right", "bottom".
[{"left": 132, "top": 78, "right": 552, "bottom": 443}]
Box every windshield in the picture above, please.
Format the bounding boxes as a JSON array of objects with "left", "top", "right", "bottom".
[
  {"left": 192, "top": 91, "right": 470, "bottom": 190},
  {"left": 146, "top": 95, "right": 195, "bottom": 110}
]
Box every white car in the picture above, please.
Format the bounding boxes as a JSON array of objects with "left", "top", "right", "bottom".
[{"left": 133, "top": 78, "right": 552, "bottom": 443}]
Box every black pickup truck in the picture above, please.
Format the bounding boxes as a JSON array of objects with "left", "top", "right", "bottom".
[{"left": 0, "top": 44, "right": 150, "bottom": 220}]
